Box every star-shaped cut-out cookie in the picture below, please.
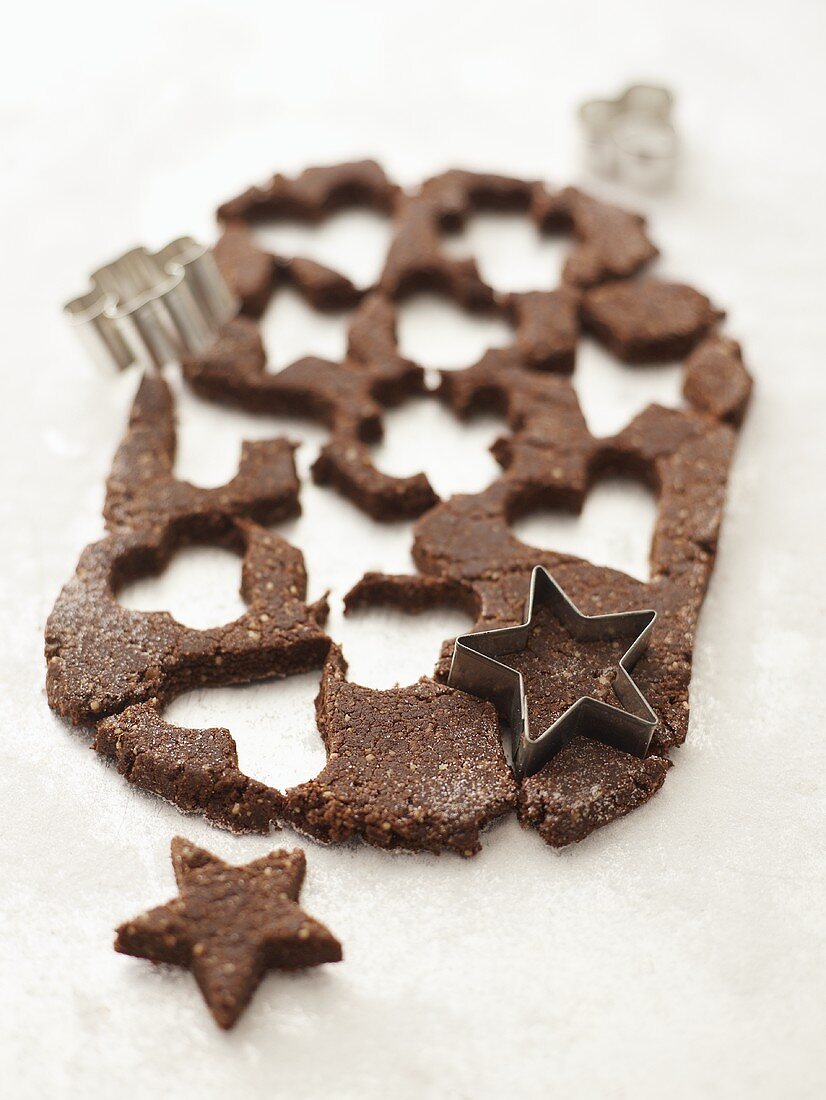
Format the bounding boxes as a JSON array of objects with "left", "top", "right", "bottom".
[
  {"left": 114, "top": 838, "right": 342, "bottom": 1029},
  {"left": 448, "top": 567, "right": 657, "bottom": 780}
]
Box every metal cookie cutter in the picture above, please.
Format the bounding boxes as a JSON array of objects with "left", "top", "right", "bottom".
[
  {"left": 579, "top": 83, "right": 678, "bottom": 189},
  {"left": 447, "top": 566, "right": 658, "bottom": 780},
  {"left": 64, "top": 237, "right": 238, "bottom": 371}
]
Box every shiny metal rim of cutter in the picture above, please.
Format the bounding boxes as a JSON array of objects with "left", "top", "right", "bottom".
[
  {"left": 447, "top": 566, "right": 658, "bottom": 781},
  {"left": 64, "top": 238, "right": 238, "bottom": 371},
  {"left": 579, "top": 83, "right": 678, "bottom": 189}
]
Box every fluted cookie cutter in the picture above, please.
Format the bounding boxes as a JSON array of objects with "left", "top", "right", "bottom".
[
  {"left": 448, "top": 566, "right": 658, "bottom": 780},
  {"left": 579, "top": 83, "right": 678, "bottom": 189},
  {"left": 64, "top": 238, "right": 238, "bottom": 371}
]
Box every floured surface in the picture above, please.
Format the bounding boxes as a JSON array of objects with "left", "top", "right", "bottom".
[{"left": 2, "top": 2, "right": 826, "bottom": 1098}]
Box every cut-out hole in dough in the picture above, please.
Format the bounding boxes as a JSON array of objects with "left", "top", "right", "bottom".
[
  {"left": 397, "top": 293, "right": 512, "bottom": 371},
  {"left": 573, "top": 338, "right": 684, "bottom": 438},
  {"left": 442, "top": 212, "right": 567, "bottom": 292},
  {"left": 338, "top": 605, "right": 473, "bottom": 690},
  {"left": 252, "top": 208, "right": 393, "bottom": 289},
  {"left": 279, "top": 480, "right": 419, "bottom": 608},
  {"left": 511, "top": 477, "right": 657, "bottom": 583},
  {"left": 165, "top": 672, "right": 327, "bottom": 791},
  {"left": 165, "top": 367, "right": 328, "bottom": 489},
  {"left": 262, "top": 286, "right": 353, "bottom": 371},
  {"left": 372, "top": 396, "right": 502, "bottom": 499},
  {"left": 117, "top": 544, "right": 247, "bottom": 630}
]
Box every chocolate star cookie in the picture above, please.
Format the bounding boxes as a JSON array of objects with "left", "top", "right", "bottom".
[{"left": 115, "top": 838, "right": 342, "bottom": 1029}]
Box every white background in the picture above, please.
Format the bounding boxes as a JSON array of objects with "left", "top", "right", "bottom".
[{"left": 2, "top": 1, "right": 825, "bottom": 1096}]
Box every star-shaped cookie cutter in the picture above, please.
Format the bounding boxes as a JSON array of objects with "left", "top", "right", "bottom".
[
  {"left": 447, "top": 566, "right": 658, "bottom": 780},
  {"left": 579, "top": 83, "right": 678, "bottom": 189},
  {"left": 64, "top": 237, "right": 238, "bottom": 371}
]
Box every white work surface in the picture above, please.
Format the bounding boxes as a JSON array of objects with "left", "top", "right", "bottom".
[{"left": 2, "top": 2, "right": 825, "bottom": 1096}]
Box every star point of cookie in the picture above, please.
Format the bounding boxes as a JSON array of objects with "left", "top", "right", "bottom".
[
  {"left": 448, "top": 566, "right": 658, "bottom": 780},
  {"left": 114, "top": 837, "right": 342, "bottom": 1030}
]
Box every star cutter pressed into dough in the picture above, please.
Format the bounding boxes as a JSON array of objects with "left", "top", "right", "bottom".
[{"left": 447, "top": 566, "right": 658, "bottom": 781}]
